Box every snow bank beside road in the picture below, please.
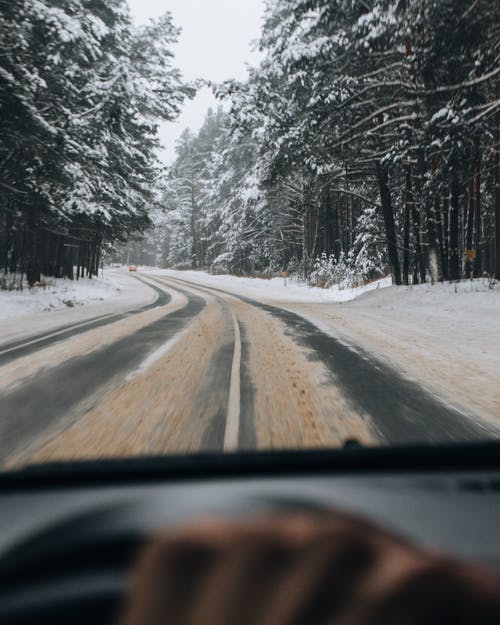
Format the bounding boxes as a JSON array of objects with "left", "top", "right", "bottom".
[
  {"left": 0, "top": 269, "right": 155, "bottom": 344},
  {"left": 152, "top": 268, "right": 393, "bottom": 303},
  {"left": 0, "top": 273, "right": 122, "bottom": 320},
  {"left": 285, "top": 278, "right": 500, "bottom": 429}
]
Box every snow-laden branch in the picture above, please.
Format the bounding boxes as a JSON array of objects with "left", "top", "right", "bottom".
[{"left": 418, "top": 65, "right": 500, "bottom": 95}]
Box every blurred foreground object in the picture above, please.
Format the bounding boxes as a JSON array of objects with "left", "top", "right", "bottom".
[{"left": 119, "top": 512, "right": 500, "bottom": 625}]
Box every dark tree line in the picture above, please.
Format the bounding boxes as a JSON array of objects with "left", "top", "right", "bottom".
[
  {"left": 0, "top": 0, "right": 192, "bottom": 288},
  {"left": 161, "top": 0, "right": 500, "bottom": 287}
]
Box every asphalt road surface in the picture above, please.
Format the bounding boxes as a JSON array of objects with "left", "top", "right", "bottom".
[{"left": 0, "top": 272, "right": 497, "bottom": 468}]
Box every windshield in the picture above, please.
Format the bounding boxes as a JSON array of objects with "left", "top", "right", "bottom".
[{"left": 0, "top": 0, "right": 499, "bottom": 470}]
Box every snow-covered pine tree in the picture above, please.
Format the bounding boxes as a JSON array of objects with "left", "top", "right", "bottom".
[{"left": 0, "top": 0, "right": 193, "bottom": 287}]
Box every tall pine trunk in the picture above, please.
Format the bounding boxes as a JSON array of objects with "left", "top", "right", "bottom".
[
  {"left": 416, "top": 150, "right": 440, "bottom": 283},
  {"left": 465, "top": 170, "right": 475, "bottom": 278},
  {"left": 402, "top": 168, "right": 412, "bottom": 285},
  {"left": 495, "top": 107, "right": 500, "bottom": 279},
  {"left": 435, "top": 197, "right": 447, "bottom": 281},
  {"left": 449, "top": 172, "right": 461, "bottom": 280},
  {"left": 411, "top": 196, "right": 426, "bottom": 284},
  {"left": 375, "top": 161, "right": 401, "bottom": 285},
  {"left": 473, "top": 138, "right": 482, "bottom": 277}
]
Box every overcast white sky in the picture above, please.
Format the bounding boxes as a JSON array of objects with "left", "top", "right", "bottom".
[{"left": 127, "top": 0, "right": 265, "bottom": 163}]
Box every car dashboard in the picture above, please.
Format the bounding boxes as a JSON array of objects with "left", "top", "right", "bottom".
[{"left": 0, "top": 443, "right": 499, "bottom": 625}]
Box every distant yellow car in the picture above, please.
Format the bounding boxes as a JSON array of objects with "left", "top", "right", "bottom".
[{"left": 128, "top": 265, "right": 138, "bottom": 272}]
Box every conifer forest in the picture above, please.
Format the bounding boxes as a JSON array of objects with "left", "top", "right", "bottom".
[{"left": 1, "top": 1, "right": 500, "bottom": 288}]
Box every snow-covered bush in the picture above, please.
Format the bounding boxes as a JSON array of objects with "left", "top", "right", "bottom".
[
  {"left": 286, "top": 257, "right": 303, "bottom": 279},
  {"left": 310, "top": 253, "right": 336, "bottom": 288},
  {"left": 211, "top": 252, "right": 232, "bottom": 274},
  {"left": 350, "top": 206, "right": 387, "bottom": 281},
  {"left": 310, "top": 252, "right": 364, "bottom": 289},
  {"left": 0, "top": 272, "right": 24, "bottom": 291}
]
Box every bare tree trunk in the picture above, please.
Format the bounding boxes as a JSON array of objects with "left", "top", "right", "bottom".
[
  {"left": 416, "top": 150, "right": 439, "bottom": 283},
  {"left": 495, "top": 109, "right": 500, "bottom": 279},
  {"left": 190, "top": 182, "right": 197, "bottom": 270},
  {"left": 411, "top": 197, "right": 426, "bottom": 284},
  {"left": 402, "top": 168, "right": 411, "bottom": 285},
  {"left": 465, "top": 168, "right": 475, "bottom": 278},
  {"left": 473, "top": 138, "right": 482, "bottom": 277},
  {"left": 375, "top": 161, "right": 401, "bottom": 285},
  {"left": 303, "top": 208, "right": 311, "bottom": 278},
  {"left": 435, "top": 196, "right": 447, "bottom": 281},
  {"left": 337, "top": 193, "right": 343, "bottom": 255},
  {"left": 449, "top": 172, "right": 461, "bottom": 280},
  {"left": 25, "top": 206, "right": 40, "bottom": 286},
  {"left": 442, "top": 194, "right": 449, "bottom": 280}
]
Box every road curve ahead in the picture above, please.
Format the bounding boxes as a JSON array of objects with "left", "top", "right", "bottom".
[{"left": 1, "top": 272, "right": 498, "bottom": 468}]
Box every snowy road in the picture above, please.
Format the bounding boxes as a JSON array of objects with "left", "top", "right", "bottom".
[{"left": 0, "top": 272, "right": 498, "bottom": 467}]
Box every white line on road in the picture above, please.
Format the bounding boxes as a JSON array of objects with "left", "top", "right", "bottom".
[
  {"left": 0, "top": 282, "right": 160, "bottom": 357},
  {"left": 0, "top": 312, "right": 119, "bottom": 356},
  {"left": 156, "top": 274, "right": 243, "bottom": 450},
  {"left": 224, "top": 311, "right": 242, "bottom": 452}
]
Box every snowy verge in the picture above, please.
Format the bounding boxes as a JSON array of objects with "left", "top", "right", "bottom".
[
  {"left": 0, "top": 273, "right": 121, "bottom": 320},
  {"left": 0, "top": 269, "right": 156, "bottom": 345},
  {"left": 147, "top": 267, "right": 393, "bottom": 303},
  {"left": 283, "top": 278, "right": 500, "bottom": 428}
]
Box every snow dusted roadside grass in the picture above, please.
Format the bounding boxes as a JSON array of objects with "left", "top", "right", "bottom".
[
  {"left": 0, "top": 268, "right": 159, "bottom": 345},
  {"left": 286, "top": 276, "right": 500, "bottom": 429},
  {"left": 157, "top": 267, "right": 500, "bottom": 311},
  {"left": 0, "top": 271, "right": 125, "bottom": 321},
  {"left": 151, "top": 268, "right": 394, "bottom": 303}
]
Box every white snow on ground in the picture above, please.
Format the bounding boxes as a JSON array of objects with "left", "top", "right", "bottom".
[
  {"left": 0, "top": 268, "right": 156, "bottom": 345},
  {"left": 0, "top": 273, "right": 122, "bottom": 320},
  {"left": 155, "top": 269, "right": 500, "bottom": 427},
  {"left": 1, "top": 263, "right": 498, "bottom": 426},
  {"left": 284, "top": 279, "right": 500, "bottom": 428},
  {"left": 148, "top": 267, "right": 393, "bottom": 302}
]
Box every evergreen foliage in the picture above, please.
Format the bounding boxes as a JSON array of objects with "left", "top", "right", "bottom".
[
  {"left": 161, "top": 0, "right": 500, "bottom": 286},
  {"left": 3, "top": 1, "right": 499, "bottom": 288},
  {"left": 0, "top": 0, "right": 193, "bottom": 287}
]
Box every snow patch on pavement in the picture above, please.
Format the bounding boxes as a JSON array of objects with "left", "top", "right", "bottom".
[{"left": 123, "top": 287, "right": 189, "bottom": 381}]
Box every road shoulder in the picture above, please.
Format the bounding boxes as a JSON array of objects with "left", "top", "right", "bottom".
[{"left": 0, "top": 270, "right": 156, "bottom": 345}]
